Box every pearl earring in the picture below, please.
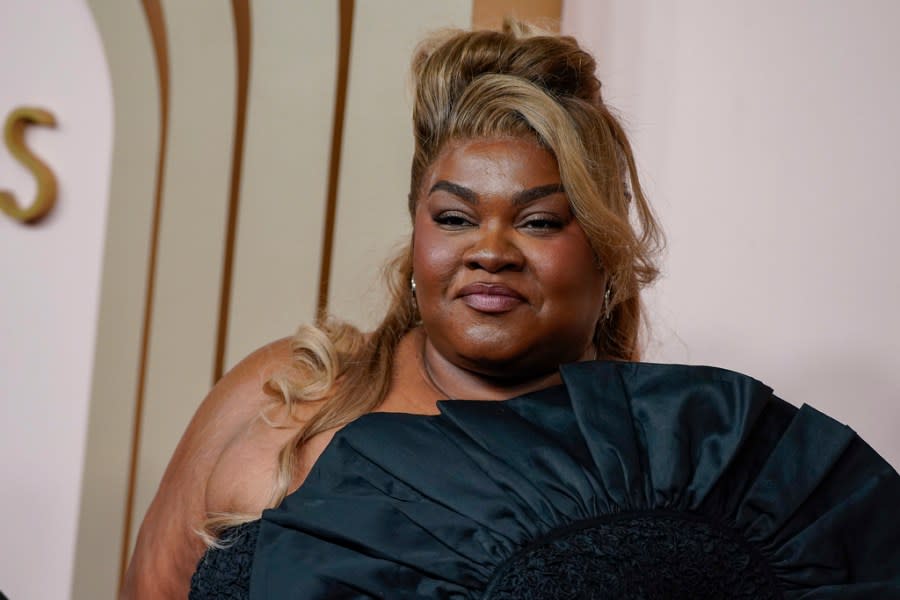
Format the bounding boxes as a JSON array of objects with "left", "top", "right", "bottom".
[{"left": 603, "top": 288, "right": 611, "bottom": 320}]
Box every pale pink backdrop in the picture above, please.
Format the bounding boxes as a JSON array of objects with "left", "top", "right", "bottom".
[
  {"left": 0, "top": 1, "right": 112, "bottom": 598},
  {"left": 563, "top": 0, "right": 900, "bottom": 467}
]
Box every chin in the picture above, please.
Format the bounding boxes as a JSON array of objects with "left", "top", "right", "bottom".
[{"left": 450, "top": 325, "right": 568, "bottom": 377}]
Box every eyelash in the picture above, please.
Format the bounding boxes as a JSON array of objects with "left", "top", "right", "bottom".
[
  {"left": 433, "top": 213, "right": 564, "bottom": 231},
  {"left": 522, "top": 217, "right": 563, "bottom": 231},
  {"left": 434, "top": 213, "right": 472, "bottom": 228}
]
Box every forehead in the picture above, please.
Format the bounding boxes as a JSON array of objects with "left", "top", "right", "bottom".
[{"left": 422, "top": 137, "right": 561, "bottom": 197}]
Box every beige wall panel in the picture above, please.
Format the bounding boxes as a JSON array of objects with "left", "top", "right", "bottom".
[
  {"left": 328, "top": 0, "right": 472, "bottom": 328},
  {"left": 73, "top": 2, "right": 158, "bottom": 598},
  {"left": 129, "top": 2, "right": 237, "bottom": 551},
  {"left": 224, "top": 4, "right": 338, "bottom": 370}
]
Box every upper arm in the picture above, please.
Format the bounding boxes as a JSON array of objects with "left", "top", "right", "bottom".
[{"left": 121, "top": 337, "right": 299, "bottom": 599}]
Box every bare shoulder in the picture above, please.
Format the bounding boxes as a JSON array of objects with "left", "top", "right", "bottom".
[
  {"left": 122, "top": 336, "right": 312, "bottom": 598},
  {"left": 204, "top": 367, "right": 318, "bottom": 516}
]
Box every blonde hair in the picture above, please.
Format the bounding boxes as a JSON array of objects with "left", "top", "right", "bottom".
[{"left": 202, "top": 20, "right": 662, "bottom": 542}]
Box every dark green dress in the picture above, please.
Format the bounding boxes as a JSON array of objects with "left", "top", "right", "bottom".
[{"left": 191, "top": 361, "right": 900, "bottom": 598}]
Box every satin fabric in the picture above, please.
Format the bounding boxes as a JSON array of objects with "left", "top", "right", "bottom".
[{"left": 249, "top": 361, "right": 900, "bottom": 599}]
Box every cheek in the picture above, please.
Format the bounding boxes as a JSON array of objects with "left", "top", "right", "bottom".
[
  {"left": 412, "top": 220, "right": 458, "bottom": 290},
  {"left": 531, "top": 237, "right": 604, "bottom": 306}
]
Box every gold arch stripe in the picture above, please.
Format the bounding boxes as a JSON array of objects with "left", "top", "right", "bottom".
[
  {"left": 213, "top": 0, "right": 252, "bottom": 383},
  {"left": 316, "top": 0, "right": 355, "bottom": 320},
  {"left": 118, "top": 0, "right": 170, "bottom": 590}
]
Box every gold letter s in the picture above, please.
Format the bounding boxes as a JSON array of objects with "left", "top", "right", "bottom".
[{"left": 0, "top": 107, "right": 58, "bottom": 224}]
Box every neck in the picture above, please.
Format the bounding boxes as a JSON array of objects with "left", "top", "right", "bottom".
[{"left": 419, "top": 331, "right": 576, "bottom": 401}]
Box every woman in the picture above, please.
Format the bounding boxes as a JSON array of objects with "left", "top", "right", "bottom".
[{"left": 124, "top": 22, "right": 900, "bottom": 599}]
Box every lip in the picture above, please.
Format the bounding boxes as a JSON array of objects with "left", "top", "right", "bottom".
[{"left": 457, "top": 283, "right": 526, "bottom": 313}]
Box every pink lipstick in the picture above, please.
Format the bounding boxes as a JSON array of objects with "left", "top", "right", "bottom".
[{"left": 457, "top": 283, "right": 525, "bottom": 314}]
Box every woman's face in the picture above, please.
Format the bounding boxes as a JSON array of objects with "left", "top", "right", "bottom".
[{"left": 413, "top": 136, "right": 606, "bottom": 377}]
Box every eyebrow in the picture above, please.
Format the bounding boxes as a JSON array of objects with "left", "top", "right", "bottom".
[
  {"left": 512, "top": 183, "right": 566, "bottom": 206},
  {"left": 428, "top": 181, "right": 565, "bottom": 206}
]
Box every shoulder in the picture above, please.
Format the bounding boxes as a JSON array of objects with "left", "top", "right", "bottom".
[
  {"left": 167, "top": 336, "right": 306, "bottom": 488},
  {"left": 122, "top": 337, "right": 313, "bottom": 598}
]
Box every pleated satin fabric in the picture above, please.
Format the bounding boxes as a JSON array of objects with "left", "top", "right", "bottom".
[{"left": 249, "top": 361, "right": 900, "bottom": 599}]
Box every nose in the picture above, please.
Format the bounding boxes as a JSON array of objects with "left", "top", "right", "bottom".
[{"left": 463, "top": 224, "right": 525, "bottom": 273}]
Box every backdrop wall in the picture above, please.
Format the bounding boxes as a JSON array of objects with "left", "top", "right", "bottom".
[
  {"left": 0, "top": 2, "right": 113, "bottom": 599},
  {"left": 563, "top": 0, "right": 900, "bottom": 466}
]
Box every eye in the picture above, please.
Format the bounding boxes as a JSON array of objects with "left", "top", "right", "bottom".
[
  {"left": 434, "top": 211, "right": 475, "bottom": 229},
  {"left": 521, "top": 215, "right": 564, "bottom": 232}
]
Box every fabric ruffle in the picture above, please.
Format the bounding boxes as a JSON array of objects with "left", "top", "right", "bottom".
[{"left": 250, "top": 361, "right": 900, "bottom": 599}]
